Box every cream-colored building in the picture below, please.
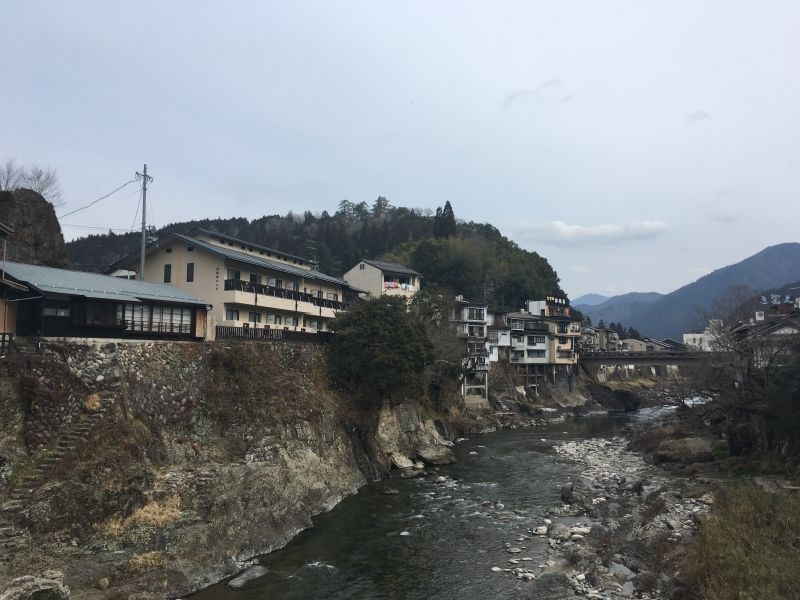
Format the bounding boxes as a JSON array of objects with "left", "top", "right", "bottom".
[
  {"left": 343, "top": 260, "right": 421, "bottom": 299},
  {"left": 109, "top": 229, "right": 361, "bottom": 339},
  {"left": 526, "top": 298, "right": 582, "bottom": 366}
]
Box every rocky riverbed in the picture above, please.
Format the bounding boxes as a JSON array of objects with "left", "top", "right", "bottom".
[{"left": 525, "top": 436, "right": 716, "bottom": 599}]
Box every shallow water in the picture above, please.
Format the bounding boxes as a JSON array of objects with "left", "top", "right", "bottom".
[{"left": 193, "top": 411, "right": 655, "bottom": 599}]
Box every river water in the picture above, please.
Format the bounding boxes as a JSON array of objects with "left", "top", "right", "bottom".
[{"left": 194, "top": 412, "right": 657, "bottom": 600}]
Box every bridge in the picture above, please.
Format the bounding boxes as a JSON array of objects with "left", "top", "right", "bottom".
[{"left": 579, "top": 351, "right": 722, "bottom": 381}]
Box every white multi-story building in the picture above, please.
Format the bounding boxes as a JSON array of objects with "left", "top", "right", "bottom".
[{"left": 343, "top": 260, "right": 421, "bottom": 300}]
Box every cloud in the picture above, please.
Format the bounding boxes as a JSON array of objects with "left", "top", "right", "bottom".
[
  {"left": 504, "top": 78, "right": 569, "bottom": 107},
  {"left": 503, "top": 88, "right": 538, "bottom": 107},
  {"left": 703, "top": 206, "right": 740, "bottom": 224},
  {"left": 514, "top": 220, "right": 670, "bottom": 245},
  {"left": 686, "top": 110, "right": 710, "bottom": 123},
  {"left": 701, "top": 191, "right": 741, "bottom": 223}
]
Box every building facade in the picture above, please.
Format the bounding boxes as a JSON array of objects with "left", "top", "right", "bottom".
[
  {"left": 451, "top": 296, "right": 491, "bottom": 400},
  {"left": 343, "top": 259, "right": 421, "bottom": 299},
  {"left": 0, "top": 261, "right": 208, "bottom": 340},
  {"left": 109, "top": 229, "right": 360, "bottom": 339}
]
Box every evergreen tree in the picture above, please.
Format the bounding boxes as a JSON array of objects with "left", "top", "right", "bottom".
[{"left": 440, "top": 201, "right": 456, "bottom": 237}]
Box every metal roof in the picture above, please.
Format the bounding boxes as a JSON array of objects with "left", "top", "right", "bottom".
[
  {"left": 2, "top": 261, "right": 208, "bottom": 305},
  {"left": 190, "top": 228, "right": 310, "bottom": 264},
  {"left": 361, "top": 259, "right": 421, "bottom": 277},
  {"left": 172, "top": 234, "right": 358, "bottom": 289}
]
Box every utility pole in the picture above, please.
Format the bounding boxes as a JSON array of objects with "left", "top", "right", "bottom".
[{"left": 135, "top": 164, "right": 153, "bottom": 281}]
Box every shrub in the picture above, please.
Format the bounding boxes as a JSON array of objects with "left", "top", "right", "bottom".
[{"left": 690, "top": 483, "right": 800, "bottom": 599}]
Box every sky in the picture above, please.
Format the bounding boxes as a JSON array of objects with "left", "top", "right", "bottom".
[{"left": 1, "top": 1, "right": 798, "bottom": 298}]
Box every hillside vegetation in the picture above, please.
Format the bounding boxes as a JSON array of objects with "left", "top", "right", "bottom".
[{"left": 66, "top": 198, "right": 563, "bottom": 312}]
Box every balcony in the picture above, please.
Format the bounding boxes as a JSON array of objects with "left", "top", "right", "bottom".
[{"left": 224, "top": 279, "right": 347, "bottom": 316}]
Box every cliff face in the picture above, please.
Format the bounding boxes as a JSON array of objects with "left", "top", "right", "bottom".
[
  {"left": 0, "top": 188, "right": 67, "bottom": 267},
  {"left": 0, "top": 341, "right": 458, "bottom": 598}
]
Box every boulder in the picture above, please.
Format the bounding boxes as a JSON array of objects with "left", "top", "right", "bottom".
[
  {"left": 417, "top": 445, "right": 456, "bottom": 465},
  {"left": 228, "top": 565, "right": 269, "bottom": 589},
  {"left": 0, "top": 571, "right": 70, "bottom": 600}
]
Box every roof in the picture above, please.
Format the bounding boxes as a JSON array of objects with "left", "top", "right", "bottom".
[
  {"left": 1, "top": 261, "right": 208, "bottom": 306},
  {"left": 505, "top": 311, "right": 543, "bottom": 320},
  {"left": 108, "top": 231, "right": 361, "bottom": 291},
  {"left": 174, "top": 234, "right": 358, "bottom": 290},
  {"left": 361, "top": 259, "right": 421, "bottom": 277},
  {"left": 189, "top": 228, "right": 310, "bottom": 264}
]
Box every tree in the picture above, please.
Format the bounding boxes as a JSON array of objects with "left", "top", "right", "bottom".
[
  {"left": 23, "top": 164, "right": 62, "bottom": 206},
  {"left": 329, "top": 296, "right": 434, "bottom": 405},
  {"left": 0, "top": 158, "right": 24, "bottom": 191},
  {"left": 440, "top": 201, "right": 456, "bottom": 237},
  {"left": 0, "top": 158, "right": 63, "bottom": 207}
]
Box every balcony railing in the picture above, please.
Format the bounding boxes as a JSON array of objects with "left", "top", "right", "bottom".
[
  {"left": 216, "top": 325, "right": 332, "bottom": 343},
  {"left": 224, "top": 279, "right": 347, "bottom": 311}
]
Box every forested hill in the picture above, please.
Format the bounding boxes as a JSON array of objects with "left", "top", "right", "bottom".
[{"left": 65, "top": 199, "right": 564, "bottom": 312}]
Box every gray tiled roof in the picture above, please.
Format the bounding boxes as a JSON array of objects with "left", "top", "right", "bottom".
[
  {"left": 2, "top": 261, "right": 208, "bottom": 305},
  {"left": 362, "top": 259, "right": 421, "bottom": 276},
  {"left": 190, "top": 228, "right": 310, "bottom": 264},
  {"left": 172, "top": 234, "right": 358, "bottom": 289}
]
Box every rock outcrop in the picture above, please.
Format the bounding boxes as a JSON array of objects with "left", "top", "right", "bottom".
[{"left": 0, "top": 189, "right": 67, "bottom": 268}]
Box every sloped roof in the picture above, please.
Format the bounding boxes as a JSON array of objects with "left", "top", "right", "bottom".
[
  {"left": 108, "top": 232, "right": 361, "bottom": 291},
  {"left": 2, "top": 261, "right": 208, "bottom": 305},
  {"left": 189, "top": 228, "right": 310, "bottom": 264},
  {"left": 362, "top": 259, "right": 421, "bottom": 277}
]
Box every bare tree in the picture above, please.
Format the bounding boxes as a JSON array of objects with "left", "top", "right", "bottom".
[
  {"left": 22, "top": 164, "right": 63, "bottom": 207},
  {"left": 0, "top": 158, "right": 24, "bottom": 191}
]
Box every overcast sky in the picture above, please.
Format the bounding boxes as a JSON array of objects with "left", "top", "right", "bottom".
[{"left": 2, "top": 1, "right": 798, "bottom": 298}]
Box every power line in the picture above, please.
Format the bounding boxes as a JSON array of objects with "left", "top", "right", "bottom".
[
  {"left": 61, "top": 224, "right": 138, "bottom": 232},
  {"left": 58, "top": 179, "right": 138, "bottom": 219},
  {"left": 130, "top": 188, "right": 143, "bottom": 232}
]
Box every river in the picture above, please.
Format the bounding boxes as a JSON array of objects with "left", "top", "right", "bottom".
[{"left": 193, "top": 411, "right": 660, "bottom": 599}]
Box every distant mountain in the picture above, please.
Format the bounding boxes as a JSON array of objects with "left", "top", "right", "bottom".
[
  {"left": 571, "top": 293, "right": 610, "bottom": 306},
  {"left": 575, "top": 292, "right": 663, "bottom": 327},
  {"left": 582, "top": 243, "right": 800, "bottom": 339}
]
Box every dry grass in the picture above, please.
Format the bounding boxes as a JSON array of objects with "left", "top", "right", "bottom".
[
  {"left": 124, "top": 551, "right": 168, "bottom": 574},
  {"left": 98, "top": 494, "right": 181, "bottom": 535},
  {"left": 689, "top": 483, "right": 800, "bottom": 600}
]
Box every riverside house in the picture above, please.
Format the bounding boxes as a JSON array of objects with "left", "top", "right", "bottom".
[
  {"left": 0, "top": 261, "right": 208, "bottom": 341},
  {"left": 451, "top": 296, "right": 491, "bottom": 401},
  {"left": 108, "top": 229, "right": 362, "bottom": 340},
  {"left": 343, "top": 259, "right": 421, "bottom": 300},
  {"left": 526, "top": 297, "right": 582, "bottom": 376}
]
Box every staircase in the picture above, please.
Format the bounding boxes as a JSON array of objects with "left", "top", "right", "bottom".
[{"left": 0, "top": 407, "right": 108, "bottom": 559}]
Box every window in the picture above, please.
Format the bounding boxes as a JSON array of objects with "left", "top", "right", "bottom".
[
  {"left": 359, "top": 263, "right": 365, "bottom": 270},
  {"left": 468, "top": 308, "right": 485, "bottom": 321},
  {"left": 286, "top": 316, "right": 299, "bottom": 327},
  {"left": 488, "top": 331, "right": 499, "bottom": 344},
  {"left": 165, "top": 247, "right": 172, "bottom": 253},
  {"left": 225, "top": 309, "right": 239, "bottom": 321},
  {"left": 227, "top": 269, "right": 241, "bottom": 280},
  {"left": 526, "top": 349, "right": 546, "bottom": 358},
  {"left": 266, "top": 314, "right": 282, "bottom": 325},
  {"left": 250, "top": 273, "right": 262, "bottom": 284},
  {"left": 43, "top": 304, "right": 71, "bottom": 317},
  {"left": 285, "top": 281, "right": 297, "bottom": 291},
  {"left": 267, "top": 278, "right": 277, "bottom": 287},
  {"left": 326, "top": 292, "right": 339, "bottom": 301},
  {"left": 317, "top": 290, "right": 323, "bottom": 298},
  {"left": 557, "top": 323, "right": 568, "bottom": 334},
  {"left": 276, "top": 279, "right": 283, "bottom": 289},
  {"left": 248, "top": 311, "right": 261, "bottom": 323},
  {"left": 527, "top": 335, "right": 546, "bottom": 345},
  {"left": 558, "top": 337, "right": 568, "bottom": 344},
  {"left": 187, "top": 246, "right": 194, "bottom": 252},
  {"left": 163, "top": 264, "right": 172, "bottom": 283},
  {"left": 186, "top": 262, "right": 194, "bottom": 282}
]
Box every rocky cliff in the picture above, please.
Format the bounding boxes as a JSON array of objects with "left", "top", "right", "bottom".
[
  {"left": 0, "top": 189, "right": 68, "bottom": 267},
  {"left": 0, "top": 341, "right": 460, "bottom": 599}
]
